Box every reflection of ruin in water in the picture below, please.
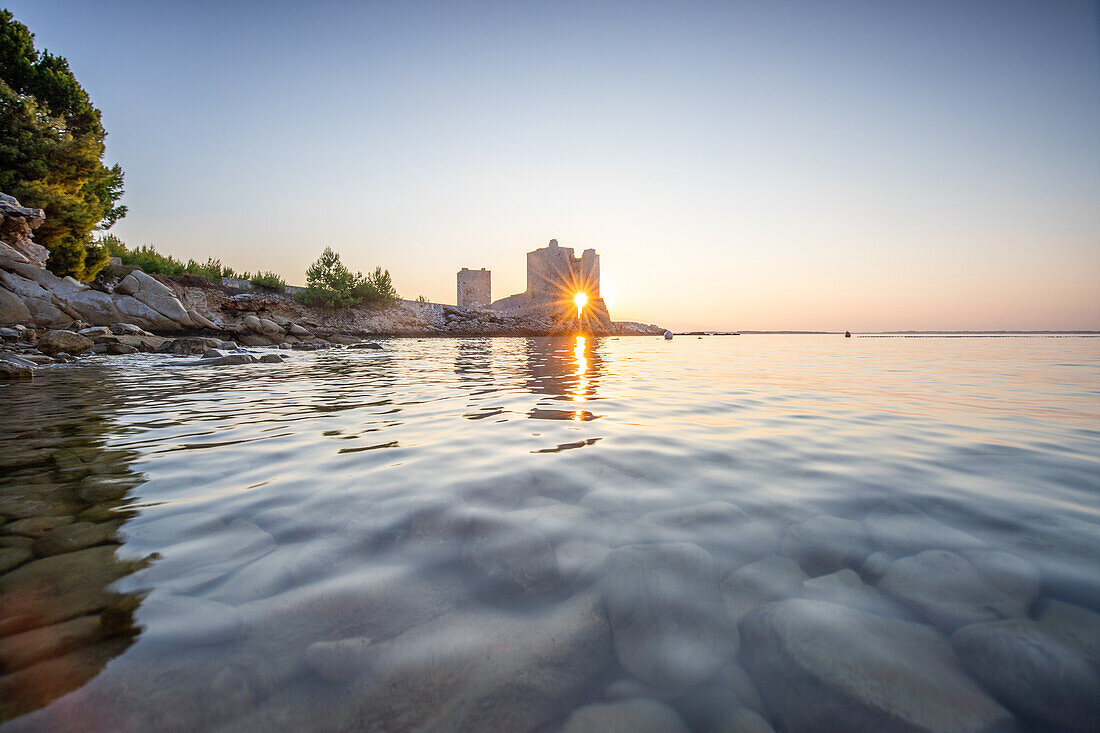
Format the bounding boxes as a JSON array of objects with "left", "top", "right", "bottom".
[
  {"left": 0, "top": 368, "right": 148, "bottom": 722},
  {"left": 525, "top": 336, "right": 603, "bottom": 421}
]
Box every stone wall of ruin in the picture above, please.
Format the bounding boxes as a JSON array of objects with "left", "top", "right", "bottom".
[{"left": 457, "top": 268, "right": 491, "bottom": 308}]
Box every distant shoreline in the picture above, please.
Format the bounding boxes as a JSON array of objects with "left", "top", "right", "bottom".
[{"left": 676, "top": 331, "right": 1100, "bottom": 336}]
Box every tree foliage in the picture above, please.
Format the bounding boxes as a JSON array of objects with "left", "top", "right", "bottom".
[
  {"left": 296, "top": 247, "right": 398, "bottom": 309},
  {"left": 0, "top": 10, "right": 126, "bottom": 280}
]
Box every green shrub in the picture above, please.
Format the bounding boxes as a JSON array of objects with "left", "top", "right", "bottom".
[
  {"left": 248, "top": 271, "right": 286, "bottom": 292},
  {"left": 295, "top": 247, "right": 398, "bottom": 309},
  {"left": 95, "top": 236, "right": 241, "bottom": 282}
]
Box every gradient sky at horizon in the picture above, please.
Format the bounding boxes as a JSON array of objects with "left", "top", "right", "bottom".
[{"left": 6, "top": 0, "right": 1099, "bottom": 331}]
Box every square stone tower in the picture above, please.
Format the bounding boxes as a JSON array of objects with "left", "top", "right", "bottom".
[
  {"left": 525, "top": 239, "right": 600, "bottom": 302},
  {"left": 457, "top": 267, "right": 491, "bottom": 308}
]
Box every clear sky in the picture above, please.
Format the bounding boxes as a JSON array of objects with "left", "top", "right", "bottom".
[{"left": 6, "top": 0, "right": 1099, "bottom": 331}]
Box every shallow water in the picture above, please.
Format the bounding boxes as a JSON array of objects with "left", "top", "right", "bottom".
[{"left": 1, "top": 335, "right": 1099, "bottom": 731}]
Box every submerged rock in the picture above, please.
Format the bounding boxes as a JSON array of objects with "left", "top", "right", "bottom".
[
  {"left": 864, "top": 502, "right": 984, "bottom": 557},
  {"left": 462, "top": 518, "right": 560, "bottom": 598},
  {"left": 0, "top": 546, "right": 32, "bottom": 574},
  {"left": 0, "top": 614, "right": 105, "bottom": 671},
  {"left": 878, "top": 550, "right": 1035, "bottom": 632},
  {"left": 603, "top": 543, "right": 734, "bottom": 691},
  {"left": 188, "top": 353, "right": 257, "bottom": 366},
  {"left": 740, "top": 598, "right": 1013, "bottom": 732},
  {"left": 801, "top": 569, "right": 915, "bottom": 620},
  {"left": 674, "top": 659, "right": 768, "bottom": 729},
  {"left": 1038, "top": 599, "right": 1100, "bottom": 664},
  {"left": 335, "top": 591, "right": 612, "bottom": 731},
  {"left": 561, "top": 698, "right": 690, "bottom": 733},
  {"left": 32, "top": 521, "right": 113, "bottom": 557},
  {"left": 780, "top": 514, "right": 870, "bottom": 577},
  {"left": 720, "top": 555, "right": 807, "bottom": 623},
  {"left": 953, "top": 618, "right": 1100, "bottom": 731},
  {"left": 0, "top": 545, "right": 137, "bottom": 633}
]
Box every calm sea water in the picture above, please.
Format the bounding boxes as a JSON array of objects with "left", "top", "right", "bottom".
[{"left": 2, "top": 335, "right": 1098, "bottom": 731}]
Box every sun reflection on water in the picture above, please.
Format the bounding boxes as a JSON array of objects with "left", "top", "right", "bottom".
[{"left": 573, "top": 335, "right": 588, "bottom": 420}]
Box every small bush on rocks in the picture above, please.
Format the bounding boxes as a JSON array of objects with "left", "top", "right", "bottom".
[{"left": 295, "top": 247, "right": 398, "bottom": 309}]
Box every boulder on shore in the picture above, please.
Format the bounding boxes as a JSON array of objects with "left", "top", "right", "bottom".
[{"left": 37, "top": 330, "right": 93, "bottom": 356}]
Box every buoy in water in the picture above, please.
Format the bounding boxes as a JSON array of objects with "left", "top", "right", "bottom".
[
  {"left": 844, "top": 331, "right": 851, "bottom": 338},
  {"left": 664, "top": 331, "right": 674, "bottom": 340}
]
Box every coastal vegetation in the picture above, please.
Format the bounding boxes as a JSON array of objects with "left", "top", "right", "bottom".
[
  {"left": 100, "top": 234, "right": 238, "bottom": 282},
  {"left": 0, "top": 10, "right": 126, "bottom": 281},
  {"left": 296, "top": 246, "right": 398, "bottom": 309}
]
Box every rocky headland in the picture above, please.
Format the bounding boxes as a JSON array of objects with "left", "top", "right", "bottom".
[{"left": 0, "top": 193, "right": 663, "bottom": 377}]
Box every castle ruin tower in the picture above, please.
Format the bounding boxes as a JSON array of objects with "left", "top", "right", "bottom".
[{"left": 457, "top": 267, "right": 491, "bottom": 309}]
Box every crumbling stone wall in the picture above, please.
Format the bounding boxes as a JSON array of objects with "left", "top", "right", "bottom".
[{"left": 457, "top": 267, "right": 491, "bottom": 308}]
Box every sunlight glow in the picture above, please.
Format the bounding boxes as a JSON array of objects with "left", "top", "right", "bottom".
[{"left": 574, "top": 291, "right": 588, "bottom": 316}]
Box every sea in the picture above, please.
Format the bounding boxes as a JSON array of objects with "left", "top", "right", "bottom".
[{"left": 1, "top": 334, "right": 1098, "bottom": 731}]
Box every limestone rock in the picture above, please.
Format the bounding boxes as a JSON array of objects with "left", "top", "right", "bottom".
[
  {"left": 859, "top": 550, "right": 893, "bottom": 584},
  {"left": 0, "top": 358, "right": 32, "bottom": 379},
  {"left": 115, "top": 270, "right": 194, "bottom": 327},
  {"left": 0, "top": 545, "right": 137, "bottom": 633},
  {"left": 4, "top": 516, "right": 73, "bottom": 538},
  {"left": 33, "top": 522, "right": 113, "bottom": 557},
  {"left": 674, "top": 659, "right": 767, "bottom": 729},
  {"left": 0, "top": 614, "right": 104, "bottom": 671},
  {"left": 1038, "top": 599, "right": 1100, "bottom": 664},
  {"left": 953, "top": 618, "right": 1100, "bottom": 731},
  {"left": 159, "top": 337, "right": 213, "bottom": 355},
  {"left": 780, "top": 514, "right": 870, "bottom": 577},
  {"left": 561, "top": 699, "right": 691, "bottom": 733},
  {"left": 603, "top": 543, "right": 734, "bottom": 691},
  {"left": 720, "top": 556, "right": 807, "bottom": 623},
  {"left": 108, "top": 323, "right": 148, "bottom": 335},
  {"left": 0, "top": 286, "right": 31, "bottom": 324},
  {"left": 878, "top": 550, "right": 1035, "bottom": 632},
  {"left": 864, "top": 502, "right": 984, "bottom": 556},
  {"left": 0, "top": 193, "right": 47, "bottom": 266},
  {"left": 337, "top": 591, "right": 612, "bottom": 731},
  {"left": 0, "top": 546, "right": 32, "bottom": 574},
  {"left": 801, "top": 569, "right": 915, "bottom": 619},
  {"left": 187, "top": 309, "right": 218, "bottom": 330},
  {"left": 462, "top": 518, "right": 560, "bottom": 598},
  {"left": 258, "top": 354, "right": 284, "bottom": 364},
  {"left": 740, "top": 598, "right": 1013, "bottom": 733},
  {"left": 37, "top": 330, "right": 92, "bottom": 356},
  {"left": 190, "top": 353, "right": 257, "bottom": 366}
]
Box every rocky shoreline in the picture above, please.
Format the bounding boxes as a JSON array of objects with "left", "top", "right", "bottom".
[{"left": 0, "top": 193, "right": 664, "bottom": 378}]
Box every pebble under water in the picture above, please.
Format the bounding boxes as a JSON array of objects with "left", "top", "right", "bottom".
[{"left": 1, "top": 335, "right": 1099, "bottom": 732}]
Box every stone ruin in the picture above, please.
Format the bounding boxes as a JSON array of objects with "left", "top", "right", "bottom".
[
  {"left": 456, "top": 267, "right": 491, "bottom": 309},
  {"left": 484, "top": 239, "right": 611, "bottom": 328}
]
